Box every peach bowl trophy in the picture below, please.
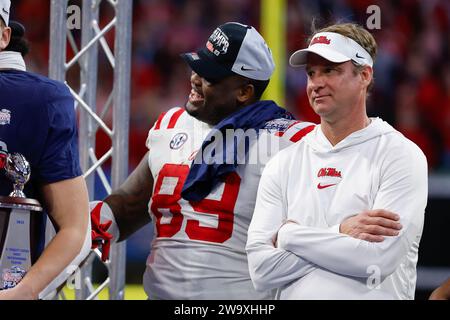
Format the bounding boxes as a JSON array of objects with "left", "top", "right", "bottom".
[{"left": 0, "top": 152, "right": 43, "bottom": 290}]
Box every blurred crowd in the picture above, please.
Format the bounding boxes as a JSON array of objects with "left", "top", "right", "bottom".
[{"left": 11, "top": 0, "right": 450, "bottom": 171}]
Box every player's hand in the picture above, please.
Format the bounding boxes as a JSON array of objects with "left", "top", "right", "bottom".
[
  {"left": 90, "top": 201, "right": 114, "bottom": 261},
  {"left": 340, "top": 209, "right": 402, "bottom": 242},
  {"left": 429, "top": 278, "right": 450, "bottom": 300},
  {"left": 0, "top": 284, "right": 37, "bottom": 300},
  {"left": 429, "top": 287, "right": 449, "bottom": 300}
]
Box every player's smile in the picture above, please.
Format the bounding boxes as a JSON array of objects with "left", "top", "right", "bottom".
[
  {"left": 185, "top": 72, "right": 209, "bottom": 120},
  {"left": 185, "top": 72, "right": 206, "bottom": 117},
  {"left": 188, "top": 87, "right": 204, "bottom": 106},
  {"left": 185, "top": 72, "right": 249, "bottom": 126}
]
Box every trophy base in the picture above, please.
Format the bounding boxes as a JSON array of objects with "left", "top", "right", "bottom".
[
  {"left": 0, "top": 196, "right": 42, "bottom": 212},
  {"left": 0, "top": 196, "right": 44, "bottom": 289}
]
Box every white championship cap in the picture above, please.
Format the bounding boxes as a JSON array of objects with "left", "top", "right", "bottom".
[
  {"left": 0, "top": 0, "right": 10, "bottom": 26},
  {"left": 289, "top": 31, "right": 373, "bottom": 68}
]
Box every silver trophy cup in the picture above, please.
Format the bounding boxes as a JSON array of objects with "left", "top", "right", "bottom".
[
  {"left": 0, "top": 153, "right": 43, "bottom": 290},
  {"left": 5, "top": 153, "right": 31, "bottom": 198}
]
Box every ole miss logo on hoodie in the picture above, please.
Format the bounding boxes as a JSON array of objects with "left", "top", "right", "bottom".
[{"left": 317, "top": 167, "right": 342, "bottom": 189}]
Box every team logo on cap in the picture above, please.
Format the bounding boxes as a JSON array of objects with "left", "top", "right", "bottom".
[
  {"left": 207, "top": 28, "right": 229, "bottom": 56},
  {"left": 0, "top": 109, "right": 11, "bottom": 125},
  {"left": 170, "top": 132, "right": 188, "bottom": 150},
  {"left": 310, "top": 36, "right": 331, "bottom": 46}
]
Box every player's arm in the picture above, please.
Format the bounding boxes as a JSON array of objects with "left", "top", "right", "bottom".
[
  {"left": 91, "top": 110, "right": 161, "bottom": 246},
  {"left": 276, "top": 143, "right": 427, "bottom": 279},
  {"left": 102, "top": 152, "right": 153, "bottom": 242},
  {"left": 0, "top": 176, "right": 91, "bottom": 300},
  {"left": 429, "top": 278, "right": 450, "bottom": 300},
  {"left": 246, "top": 153, "right": 315, "bottom": 292}
]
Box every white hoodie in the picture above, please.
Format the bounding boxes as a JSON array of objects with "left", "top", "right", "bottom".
[{"left": 246, "top": 118, "right": 428, "bottom": 300}]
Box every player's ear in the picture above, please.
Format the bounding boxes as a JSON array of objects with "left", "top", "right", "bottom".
[
  {"left": 236, "top": 82, "right": 255, "bottom": 104},
  {"left": 0, "top": 25, "right": 11, "bottom": 50}
]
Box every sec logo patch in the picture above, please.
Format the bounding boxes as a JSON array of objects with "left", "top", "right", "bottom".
[{"left": 170, "top": 133, "right": 188, "bottom": 150}]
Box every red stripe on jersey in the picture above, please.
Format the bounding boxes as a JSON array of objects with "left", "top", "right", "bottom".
[
  {"left": 287, "top": 120, "right": 302, "bottom": 130},
  {"left": 167, "top": 109, "right": 185, "bottom": 129},
  {"left": 290, "top": 125, "right": 315, "bottom": 142},
  {"left": 154, "top": 112, "right": 167, "bottom": 130},
  {"left": 276, "top": 120, "right": 302, "bottom": 137}
]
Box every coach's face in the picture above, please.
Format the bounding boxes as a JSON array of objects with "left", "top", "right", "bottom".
[
  {"left": 185, "top": 72, "right": 250, "bottom": 126},
  {"left": 0, "top": 20, "right": 11, "bottom": 51},
  {"left": 305, "top": 54, "right": 371, "bottom": 122}
]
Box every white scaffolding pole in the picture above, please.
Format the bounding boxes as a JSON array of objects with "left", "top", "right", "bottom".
[{"left": 49, "top": 0, "right": 132, "bottom": 300}]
